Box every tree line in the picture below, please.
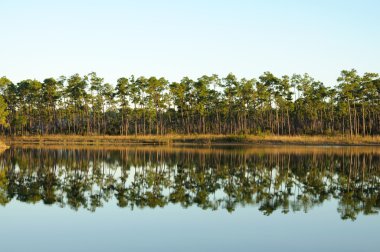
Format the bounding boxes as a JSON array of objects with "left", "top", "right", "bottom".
[{"left": 0, "top": 69, "right": 379, "bottom": 136}]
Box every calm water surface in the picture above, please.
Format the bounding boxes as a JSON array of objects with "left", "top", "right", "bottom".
[{"left": 0, "top": 145, "right": 379, "bottom": 252}]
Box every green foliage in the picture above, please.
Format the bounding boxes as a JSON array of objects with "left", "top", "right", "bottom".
[
  {"left": 0, "top": 70, "right": 379, "bottom": 136},
  {"left": 0, "top": 96, "right": 8, "bottom": 127}
]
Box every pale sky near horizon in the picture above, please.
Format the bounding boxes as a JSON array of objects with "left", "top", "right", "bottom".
[{"left": 1, "top": 0, "right": 379, "bottom": 86}]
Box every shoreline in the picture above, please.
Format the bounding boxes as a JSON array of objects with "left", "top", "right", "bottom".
[{"left": 2, "top": 134, "right": 380, "bottom": 146}]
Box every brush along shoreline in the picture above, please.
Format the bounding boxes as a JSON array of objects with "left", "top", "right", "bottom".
[{"left": 2, "top": 134, "right": 380, "bottom": 146}]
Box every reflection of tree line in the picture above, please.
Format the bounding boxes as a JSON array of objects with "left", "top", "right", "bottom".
[{"left": 0, "top": 147, "right": 379, "bottom": 220}]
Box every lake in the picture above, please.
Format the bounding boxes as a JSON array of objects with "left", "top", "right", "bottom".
[{"left": 0, "top": 145, "right": 379, "bottom": 252}]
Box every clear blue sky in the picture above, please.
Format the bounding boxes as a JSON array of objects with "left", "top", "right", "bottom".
[{"left": 1, "top": 0, "right": 379, "bottom": 86}]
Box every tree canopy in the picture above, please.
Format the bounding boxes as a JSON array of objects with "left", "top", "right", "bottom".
[{"left": 0, "top": 69, "right": 379, "bottom": 136}]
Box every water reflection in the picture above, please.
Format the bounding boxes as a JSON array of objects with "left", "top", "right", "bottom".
[{"left": 1, "top": 145, "right": 379, "bottom": 220}]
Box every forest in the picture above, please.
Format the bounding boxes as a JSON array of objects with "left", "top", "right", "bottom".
[{"left": 0, "top": 69, "right": 379, "bottom": 136}]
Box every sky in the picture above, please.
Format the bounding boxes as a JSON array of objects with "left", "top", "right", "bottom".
[{"left": 1, "top": 0, "right": 380, "bottom": 86}]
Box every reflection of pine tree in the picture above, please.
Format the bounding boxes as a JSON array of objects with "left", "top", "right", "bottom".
[{"left": 0, "top": 147, "right": 379, "bottom": 220}]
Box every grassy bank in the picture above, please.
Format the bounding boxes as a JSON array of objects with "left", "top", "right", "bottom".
[{"left": 2, "top": 134, "right": 380, "bottom": 146}]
